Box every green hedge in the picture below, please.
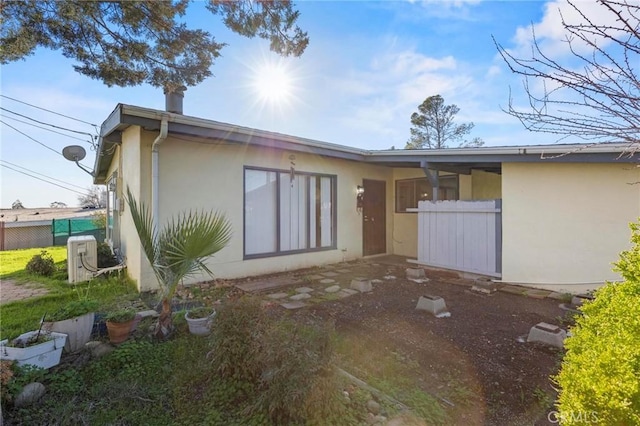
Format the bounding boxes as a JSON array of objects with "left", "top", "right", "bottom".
[{"left": 555, "top": 221, "right": 640, "bottom": 425}]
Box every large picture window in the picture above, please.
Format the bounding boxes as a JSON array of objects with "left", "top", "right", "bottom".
[
  {"left": 395, "top": 175, "right": 458, "bottom": 213},
  {"left": 244, "top": 167, "right": 336, "bottom": 258}
]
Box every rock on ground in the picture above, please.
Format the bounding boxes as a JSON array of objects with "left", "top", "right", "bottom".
[{"left": 14, "top": 382, "right": 45, "bottom": 408}]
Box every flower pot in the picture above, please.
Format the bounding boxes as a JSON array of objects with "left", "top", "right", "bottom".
[
  {"left": 185, "top": 310, "right": 216, "bottom": 336},
  {"left": 44, "top": 312, "right": 95, "bottom": 353},
  {"left": 106, "top": 319, "right": 134, "bottom": 345},
  {"left": 0, "top": 331, "right": 67, "bottom": 369}
]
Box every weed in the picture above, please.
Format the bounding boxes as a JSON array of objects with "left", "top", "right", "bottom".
[{"left": 25, "top": 250, "right": 55, "bottom": 276}]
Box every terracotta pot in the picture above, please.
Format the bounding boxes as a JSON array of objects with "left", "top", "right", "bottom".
[{"left": 106, "top": 319, "right": 134, "bottom": 344}]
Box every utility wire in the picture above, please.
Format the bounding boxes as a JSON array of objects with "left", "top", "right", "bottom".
[
  {"left": 1, "top": 107, "right": 96, "bottom": 139},
  {"left": 1, "top": 164, "right": 88, "bottom": 196},
  {"left": 0, "top": 159, "right": 87, "bottom": 190},
  {"left": 0, "top": 94, "right": 98, "bottom": 127},
  {"left": 1, "top": 119, "right": 63, "bottom": 157},
  {"left": 0, "top": 114, "right": 92, "bottom": 143},
  {"left": 0, "top": 120, "right": 93, "bottom": 169}
]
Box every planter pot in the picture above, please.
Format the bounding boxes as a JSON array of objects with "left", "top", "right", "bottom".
[
  {"left": 185, "top": 310, "right": 216, "bottom": 336},
  {"left": 0, "top": 331, "right": 67, "bottom": 369},
  {"left": 106, "top": 320, "right": 134, "bottom": 345},
  {"left": 44, "top": 312, "right": 95, "bottom": 353}
]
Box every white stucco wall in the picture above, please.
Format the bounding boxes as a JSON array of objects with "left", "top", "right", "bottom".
[
  {"left": 117, "top": 130, "right": 397, "bottom": 289},
  {"left": 501, "top": 162, "right": 640, "bottom": 292}
]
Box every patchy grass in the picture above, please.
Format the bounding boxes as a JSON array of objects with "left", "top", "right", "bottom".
[
  {"left": 0, "top": 246, "right": 137, "bottom": 340},
  {"left": 0, "top": 246, "right": 66, "bottom": 277}
]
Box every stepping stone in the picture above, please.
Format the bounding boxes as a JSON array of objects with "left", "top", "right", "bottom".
[
  {"left": 324, "top": 285, "right": 341, "bottom": 293},
  {"left": 525, "top": 289, "right": 551, "bottom": 299},
  {"left": 281, "top": 301, "right": 307, "bottom": 310},
  {"left": 408, "top": 278, "right": 430, "bottom": 284},
  {"left": 371, "top": 279, "right": 383, "bottom": 284},
  {"left": 337, "top": 290, "right": 355, "bottom": 299},
  {"left": 308, "top": 274, "right": 325, "bottom": 280},
  {"left": 290, "top": 293, "right": 312, "bottom": 301},
  {"left": 383, "top": 275, "right": 396, "bottom": 280},
  {"left": 320, "top": 278, "right": 336, "bottom": 284},
  {"left": 295, "top": 287, "right": 314, "bottom": 294},
  {"left": 321, "top": 271, "right": 340, "bottom": 277},
  {"left": 350, "top": 278, "right": 372, "bottom": 293},
  {"left": 547, "top": 292, "right": 569, "bottom": 301},
  {"left": 500, "top": 285, "right": 527, "bottom": 295},
  {"left": 267, "top": 292, "right": 289, "bottom": 300},
  {"left": 471, "top": 279, "right": 497, "bottom": 294},
  {"left": 336, "top": 269, "right": 351, "bottom": 273},
  {"left": 341, "top": 288, "right": 358, "bottom": 296}
]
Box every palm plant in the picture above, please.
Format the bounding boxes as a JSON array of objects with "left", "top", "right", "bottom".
[{"left": 126, "top": 187, "right": 232, "bottom": 339}]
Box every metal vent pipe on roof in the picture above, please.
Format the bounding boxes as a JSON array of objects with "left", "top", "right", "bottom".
[{"left": 164, "top": 86, "right": 186, "bottom": 114}]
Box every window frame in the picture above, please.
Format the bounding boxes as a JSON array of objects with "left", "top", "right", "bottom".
[
  {"left": 395, "top": 175, "right": 459, "bottom": 213},
  {"left": 243, "top": 166, "right": 338, "bottom": 260}
]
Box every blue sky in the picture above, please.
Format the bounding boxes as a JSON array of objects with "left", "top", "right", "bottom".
[{"left": 0, "top": 0, "right": 605, "bottom": 208}]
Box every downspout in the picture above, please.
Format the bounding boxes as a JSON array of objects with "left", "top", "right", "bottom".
[{"left": 152, "top": 116, "right": 169, "bottom": 239}]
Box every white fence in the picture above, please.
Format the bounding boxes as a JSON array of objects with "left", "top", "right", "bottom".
[{"left": 409, "top": 199, "right": 502, "bottom": 277}]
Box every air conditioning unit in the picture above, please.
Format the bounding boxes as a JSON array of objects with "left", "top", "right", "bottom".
[{"left": 67, "top": 235, "right": 97, "bottom": 283}]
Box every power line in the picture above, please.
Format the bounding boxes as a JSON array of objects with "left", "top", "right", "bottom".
[
  {"left": 0, "top": 94, "right": 98, "bottom": 126},
  {"left": 0, "top": 119, "right": 63, "bottom": 157},
  {"left": 1, "top": 107, "right": 96, "bottom": 139},
  {"left": 1, "top": 164, "right": 88, "bottom": 196},
  {"left": 0, "top": 159, "right": 87, "bottom": 190},
  {"left": 0, "top": 114, "right": 92, "bottom": 143},
  {"left": 1, "top": 120, "right": 94, "bottom": 168}
]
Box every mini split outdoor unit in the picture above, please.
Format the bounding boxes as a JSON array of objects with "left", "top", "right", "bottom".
[{"left": 67, "top": 235, "right": 97, "bottom": 283}]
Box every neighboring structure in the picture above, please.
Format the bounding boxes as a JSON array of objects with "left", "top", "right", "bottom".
[
  {"left": 0, "top": 208, "right": 105, "bottom": 251},
  {"left": 92, "top": 101, "right": 640, "bottom": 293}
]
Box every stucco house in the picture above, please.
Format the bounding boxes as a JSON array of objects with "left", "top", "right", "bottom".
[{"left": 92, "top": 98, "right": 639, "bottom": 294}]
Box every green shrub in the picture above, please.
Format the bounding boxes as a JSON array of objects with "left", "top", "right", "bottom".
[
  {"left": 96, "top": 242, "right": 118, "bottom": 268},
  {"left": 555, "top": 221, "right": 640, "bottom": 425},
  {"left": 25, "top": 250, "right": 55, "bottom": 276}
]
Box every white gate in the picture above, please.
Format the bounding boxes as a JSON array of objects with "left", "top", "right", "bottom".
[{"left": 409, "top": 199, "right": 502, "bottom": 277}]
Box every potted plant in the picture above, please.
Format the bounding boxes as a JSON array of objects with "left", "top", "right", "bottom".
[
  {"left": 185, "top": 306, "right": 216, "bottom": 336},
  {"left": 0, "top": 321, "right": 67, "bottom": 369},
  {"left": 105, "top": 308, "right": 136, "bottom": 345},
  {"left": 44, "top": 299, "right": 98, "bottom": 353}
]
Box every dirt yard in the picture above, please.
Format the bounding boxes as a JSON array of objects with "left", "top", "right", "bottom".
[{"left": 231, "top": 258, "right": 567, "bottom": 425}]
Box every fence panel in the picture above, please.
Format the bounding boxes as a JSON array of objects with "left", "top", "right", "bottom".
[
  {"left": 411, "top": 199, "right": 502, "bottom": 277},
  {"left": 52, "top": 218, "right": 105, "bottom": 246}
]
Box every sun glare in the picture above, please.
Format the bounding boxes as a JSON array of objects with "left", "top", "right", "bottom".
[{"left": 254, "top": 63, "right": 293, "bottom": 104}]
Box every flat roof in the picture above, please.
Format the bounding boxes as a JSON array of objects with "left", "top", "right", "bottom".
[{"left": 93, "top": 104, "right": 639, "bottom": 183}]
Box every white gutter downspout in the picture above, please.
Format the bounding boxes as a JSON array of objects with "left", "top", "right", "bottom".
[{"left": 152, "top": 116, "right": 169, "bottom": 239}]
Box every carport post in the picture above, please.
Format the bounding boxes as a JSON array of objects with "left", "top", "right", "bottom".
[{"left": 420, "top": 160, "right": 439, "bottom": 201}]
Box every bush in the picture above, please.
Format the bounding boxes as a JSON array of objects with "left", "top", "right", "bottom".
[
  {"left": 25, "top": 250, "right": 55, "bottom": 276},
  {"left": 555, "top": 221, "right": 640, "bottom": 425},
  {"left": 97, "top": 243, "right": 118, "bottom": 268}
]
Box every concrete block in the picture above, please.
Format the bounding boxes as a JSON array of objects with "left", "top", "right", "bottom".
[
  {"left": 471, "top": 279, "right": 497, "bottom": 294},
  {"left": 406, "top": 268, "right": 426, "bottom": 280},
  {"left": 527, "top": 322, "right": 566, "bottom": 348},
  {"left": 295, "top": 287, "right": 314, "bottom": 294},
  {"left": 571, "top": 294, "right": 594, "bottom": 306},
  {"left": 416, "top": 295, "right": 449, "bottom": 317},
  {"left": 350, "top": 278, "right": 372, "bottom": 293}
]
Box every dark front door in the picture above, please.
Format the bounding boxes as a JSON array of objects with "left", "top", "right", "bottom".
[{"left": 363, "top": 179, "right": 386, "bottom": 256}]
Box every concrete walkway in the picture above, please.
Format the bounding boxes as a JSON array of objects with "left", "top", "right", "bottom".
[{"left": 0, "top": 279, "right": 49, "bottom": 305}]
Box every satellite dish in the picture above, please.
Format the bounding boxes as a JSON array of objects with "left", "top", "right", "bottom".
[
  {"left": 62, "top": 145, "right": 87, "bottom": 162},
  {"left": 62, "top": 145, "right": 93, "bottom": 176}
]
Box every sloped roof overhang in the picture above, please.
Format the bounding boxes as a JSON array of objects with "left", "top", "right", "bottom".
[{"left": 93, "top": 104, "right": 639, "bottom": 184}]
